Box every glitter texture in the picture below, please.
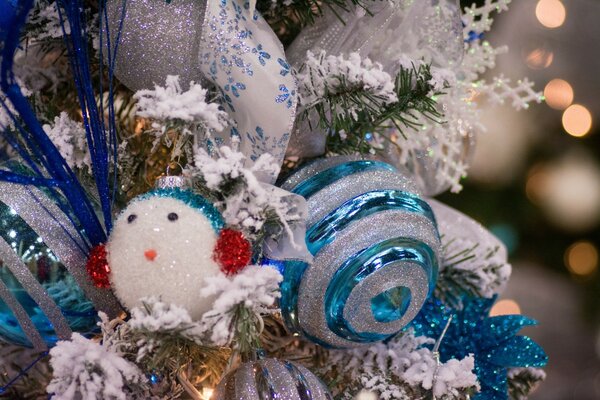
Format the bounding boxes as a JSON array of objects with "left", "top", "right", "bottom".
[
  {"left": 213, "top": 358, "right": 333, "bottom": 400},
  {"left": 306, "top": 168, "right": 422, "bottom": 226},
  {"left": 154, "top": 175, "right": 191, "bottom": 190},
  {"left": 412, "top": 296, "right": 548, "bottom": 400},
  {"left": 282, "top": 155, "right": 379, "bottom": 192},
  {"left": 104, "top": 0, "right": 205, "bottom": 93},
  {"left": 0, "top": 182, "right": 122, "bottom": 349},
  {"left": 290, "top": 159, "right": 397, "bottom": 199},
  {"left": 280, "top": 157, "right": 441, "bottom": 348},
  {"left": 0, "top": 238, "right": 73, "bottom": 340},
  {"left": 138, "top": 188, "right": 224, "bottom": 232},
  {"left": 0, "top": 273, "right": 46, "bottom": 349},
  {"left": 107, "top": 193, "right": 223, "bottom": 320},
  {"left": 214, "top": 229, "right": 252, "bottom": 275},
  {"left": 86, "top": 244, "right": 111, "bottom": 289}
]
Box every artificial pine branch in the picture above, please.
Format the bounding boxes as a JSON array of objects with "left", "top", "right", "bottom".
[
  {"left": 99, "top": 303, "right": 231, "bottom": 397},
  {"left": 300, "top": 58, "right": 444, "bottom": 156},
  {"left": 507, "top": 367, "right": 546, "bottom": 400},
  {"left": 435, "top": 238, "right": 510, "bottom": 309},
  {"left": 0, "top": 345, "right": 50, "bottom": 399}
]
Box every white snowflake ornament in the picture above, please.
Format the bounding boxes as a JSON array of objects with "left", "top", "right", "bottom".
[{"left": 86, "top": 188, "right": 252, "bottom": 320}]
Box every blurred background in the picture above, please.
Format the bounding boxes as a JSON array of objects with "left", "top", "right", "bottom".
[{"left": 442, "top": 1, "right": 600, "bottom": 398}]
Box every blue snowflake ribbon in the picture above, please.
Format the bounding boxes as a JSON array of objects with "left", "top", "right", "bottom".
[{"left": 411, "top": 296, "right": 548, "bottom": 400}]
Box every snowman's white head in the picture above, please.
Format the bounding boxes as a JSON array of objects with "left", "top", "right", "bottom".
[{"left": 87, "top": 188, "right": 251, "bottom": 320}]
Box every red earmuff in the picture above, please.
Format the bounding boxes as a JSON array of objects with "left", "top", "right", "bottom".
[
  {"left": 213, "top": 229, "right": 252, "bottom": 275},
  {"left": 86, "top": 244, "right": 111, "bottom": 288}
]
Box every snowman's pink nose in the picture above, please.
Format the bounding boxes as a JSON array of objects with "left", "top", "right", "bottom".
[{"left": 144, "top": 249, "right": 157, "bottom": 261}]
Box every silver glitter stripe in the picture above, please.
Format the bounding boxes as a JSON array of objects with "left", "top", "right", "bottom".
[
  {"left": 306, "top": 168, "right": 421, "bottom": 226},
  {"left": 0, "top": 238, "right": 72, "bottom": 341},
  {"left": 0, "top": 277, "right": 47, "bottom": 350},
  {"left": 215, "top": 359, "right": 332, "bottom": 400},
  {"left": 261, "top": 358, "right": 304, "bottom": 399},
  {"left": 0, "top": 183, "right": 123, "bottom": 319},
  {"left": 281, "top": 154, "right": 375, "bottom": 192},
  {"left": 315, "top": 211, "right": 440, "bottom": 267},
  {"left": 295, "top": 364, "right": 333, "bottom": 400},
  {"left": 345, "top": 261, "right": 428, "bottom": 334},
  {"left": 235, "top": 362, "right": 260, "bottom": 400},
  {"left": 298, "top": 210, "right": 440, "bottom": 348}
]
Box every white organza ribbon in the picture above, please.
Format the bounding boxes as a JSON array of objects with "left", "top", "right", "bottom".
[
  {"left": 284, "top": 0, "right": 464, "bottom": 159},
  {"left": 286, "top": 0, "right": 464, "bottom": 73},
  {"left": 261, "top": 185, "right": 313, "bottom": 264}
]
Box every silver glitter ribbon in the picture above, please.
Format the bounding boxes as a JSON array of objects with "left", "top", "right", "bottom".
[
  {"left": 155, "top": 175, "right": 191, "bottom": 190},
  {"left": 213, "top": 358, "right": 332, "bottom": 400},
  {"left": 0, "top": 275, "right": 46, "bottom": 349},
  {"left": 0, "top": 183, "right": 122, "bottom": 349},
  {"left": 105, "top": 0, "right": 297, "bottom": 183}
]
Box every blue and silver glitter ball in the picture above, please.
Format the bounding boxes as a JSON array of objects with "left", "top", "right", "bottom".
[{"left": 278, "top": 156, "right": 441, "bottom": 348}]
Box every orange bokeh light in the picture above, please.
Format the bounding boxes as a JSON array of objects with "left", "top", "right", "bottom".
[
  {"left": 490, "top": 299, "right": 522, "bottom": 317},
  {"left": 562, "top": 104, "right": 593, "bottom": 137},
  {"left": 536, "top": 0, "right": 566, "bottom": 29},
  {"left": 525, "top": 48, "right": 554, "bottom": 70},
  {"left": 565, "top": 241, "right": 599, "bottom": 276},
  {"left": 544, "top": 79, "right": 574, "bottom": 110}
]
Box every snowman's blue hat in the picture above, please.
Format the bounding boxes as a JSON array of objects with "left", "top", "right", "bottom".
[{"left": 137, "top": 188, "right": 224, "bottom": 232}]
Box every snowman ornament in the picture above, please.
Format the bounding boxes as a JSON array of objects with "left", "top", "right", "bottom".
[{"left": 86, "top": 187, "right": 252, "bottom": 320}]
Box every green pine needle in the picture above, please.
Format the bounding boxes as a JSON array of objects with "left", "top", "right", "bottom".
[{"left": 301, "top": 62, "right": 445, "bottom": 156}]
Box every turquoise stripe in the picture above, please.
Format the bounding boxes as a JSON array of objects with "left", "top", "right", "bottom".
[
  {"left": 263, "top": 259, "right": 309, "bottom": 334},
  {"left": 290, "top": 160, "right": 396, "bottom": 199},
  {"left": 324, "top": 238, "right": 438, "bottom": 343},
  {"left": 262, "top": 259, "right": 339, "bottom": 348},
  {"left": 306, "top": 190, "right": 438, "bottom": 256},
  {"left": 0, "top": 268, "right": 56, "bottom": 347}
]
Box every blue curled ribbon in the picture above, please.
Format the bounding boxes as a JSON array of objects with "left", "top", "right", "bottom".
[
  {"left": 0, "top": 0, "right": 122, "bottom": 248},
  {"left": 0, "top": 5, "right": 126, "bottom": 393}
]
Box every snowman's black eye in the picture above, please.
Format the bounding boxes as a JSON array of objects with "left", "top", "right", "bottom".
[
  {"left": 127, "top": 214, "right": 137, "bottom": 224},
  {"left": 167, "top": 212, "right": 178, "bottom": 222}
]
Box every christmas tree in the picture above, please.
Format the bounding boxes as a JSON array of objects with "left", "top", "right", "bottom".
[{"left": 0, "top": 0, "right": 549, "bottom": 399}]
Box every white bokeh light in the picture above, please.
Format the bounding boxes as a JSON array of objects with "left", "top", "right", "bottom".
[{"left": 538, "top": 152, "right": 600, "bottom": 231}]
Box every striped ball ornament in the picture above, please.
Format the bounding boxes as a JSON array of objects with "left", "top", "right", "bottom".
[
  {"left": 213, "top": 358, "right": 332, "bottom": 400},
  {"left": 278, "top": 156, "right": 441, "bottom": 348}
]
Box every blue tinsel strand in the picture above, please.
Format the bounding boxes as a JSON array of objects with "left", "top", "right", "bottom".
[
  {"left": 411, "top": 295, "right": 548, "bottom": 400},
  {"left": 0, "top": 0, "right": 121, "bottom": 248}
]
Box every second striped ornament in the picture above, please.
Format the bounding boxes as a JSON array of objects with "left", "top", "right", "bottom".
[{"left": 279, "top": 156, "right": 441, "bottom": 348}]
